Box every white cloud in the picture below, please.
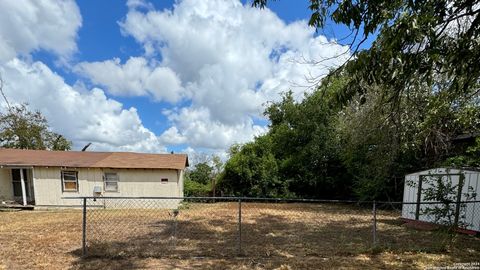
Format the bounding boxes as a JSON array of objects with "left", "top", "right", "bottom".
[
  {"left": 0, "top": 58, "right": 166, "bottom": 153},
  {"left": 118, "top": 0, "right": 350, "bottom": 151},
  {"left": 160, "top": 106, "right": 267, "bottom": 150},
  {"left": 75, "top": 57, "right": 185, "bottom": 103},
  {"left": 0, "top": 0, "right": 81, "bottom": 62},
  {"left": 0, "top": 0, "right": 351, "bottom": 156},
  {"left": 0, "top": 0, "right": 166, "bottom": 153}
]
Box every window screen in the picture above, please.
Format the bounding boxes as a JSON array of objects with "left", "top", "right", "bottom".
[
  {"left": 104, "top": 173, "right": 119, "bottom": 192},
  {"left": 62, "top": 171, "right": 78, "bottom": 192}
]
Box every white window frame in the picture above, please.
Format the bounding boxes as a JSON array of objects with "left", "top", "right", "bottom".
[
  {"left": 161, "top": 178, "right": 169, "bottom": 184},
  {"left": 104, "top": 172, "right": 119, "bottom": 192},
  {"left": 61, "top": 171, "right": 78, "bottom": 192}
]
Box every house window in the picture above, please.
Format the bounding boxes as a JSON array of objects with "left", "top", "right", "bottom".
[
  {"left": 161, "top": 178, "right": 168, "bottom": 184},
  {"left": 104, "top": 173, "right": 119, "bottom": 192},
  {"left": 62, "top": 171, "right": 78, "bottom": 192}
]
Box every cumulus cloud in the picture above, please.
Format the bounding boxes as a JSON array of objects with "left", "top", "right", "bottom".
[
  {"left": 0, "top": 0, "right": 169, "bottom": 153},
  {"left": 117, "top": 0, "right": 350, "bottom": 152},
  {"left": 75, "top": 57, "right": 185, "bottom": 103},
  {"left": 0, "top": 0, "right": 351, "bottom": 156},
  {"left": 0, "top": 58, "right": 166, "bottom": 153},
  {"left": 159, "top": 107, "right": 267, "bottom": 150},
  {"left": 0, "top": 0, "right": 81, "bottom": 62}
]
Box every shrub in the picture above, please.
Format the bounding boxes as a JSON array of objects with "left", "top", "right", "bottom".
[{"left": 184, "top": 179, "right": 211, "bottom": 197}]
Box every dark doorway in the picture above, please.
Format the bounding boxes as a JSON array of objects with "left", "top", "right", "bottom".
[{"left": 11, "top": 169, "right": 34, "bottom": 204}]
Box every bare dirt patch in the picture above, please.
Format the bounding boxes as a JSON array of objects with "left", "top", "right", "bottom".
[{"left": 0, "top": 202, "right": 479, "bottom": 269}]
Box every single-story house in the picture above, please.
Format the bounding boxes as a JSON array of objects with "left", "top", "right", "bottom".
[{"left": 0, "top": 148, "right": 188, "bottom": 207}]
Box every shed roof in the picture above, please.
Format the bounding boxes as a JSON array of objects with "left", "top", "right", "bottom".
[
  {"left": 405, "top": 167, "right": 480, "bottom": 176},
  {"left": 0, "top": 148, "right": 188, "bottom": 170}
]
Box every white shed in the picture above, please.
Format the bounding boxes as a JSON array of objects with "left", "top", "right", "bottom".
[{"left": 402, "top": 168, "right": 480, "bottom": 232}]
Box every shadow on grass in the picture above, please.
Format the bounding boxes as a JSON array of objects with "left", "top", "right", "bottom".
[{"left": 69, "top": 204, "right": 479, "bottom": 269}]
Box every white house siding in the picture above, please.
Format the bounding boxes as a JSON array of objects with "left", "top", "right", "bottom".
[
  {"left": 402, "top": 168, "right": 480, "bottom": 232},
  {"left": 0, "top": 168, "right": 13, "bottom": 201},
  {"left": 33, "top": 167, "right": 184, "bottom": 207}
]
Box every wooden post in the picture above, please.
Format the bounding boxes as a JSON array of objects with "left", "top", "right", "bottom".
[{"left": 20, "top": 169, "right": 27, "bottom": 206}]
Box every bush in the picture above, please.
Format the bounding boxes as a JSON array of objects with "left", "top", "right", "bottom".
[{"left": 184, "top": 179, "right": 211, "bottom": 197}]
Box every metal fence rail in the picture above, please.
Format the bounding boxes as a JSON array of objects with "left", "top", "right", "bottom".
[{"left": 74, "top": 197, "right": 480, "bottom": 258}]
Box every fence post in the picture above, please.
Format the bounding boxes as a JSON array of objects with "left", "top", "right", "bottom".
[
  {"left": 82, "top": 197, "right": 87, "bottom": 257},
  {"left": 238, "top": 198, "right": 242, "bottom": 255},
  {"left": 372, "top": 200, "right": 377, "bottom": 248}
]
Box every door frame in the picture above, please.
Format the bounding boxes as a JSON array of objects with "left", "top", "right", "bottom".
[{"left": 11, "top": 167, "right": 35, "bottom": 205}]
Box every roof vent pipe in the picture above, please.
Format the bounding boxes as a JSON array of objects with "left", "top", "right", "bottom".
[{"left": 81, "top": 143, "right": 92, "bottom": 152}]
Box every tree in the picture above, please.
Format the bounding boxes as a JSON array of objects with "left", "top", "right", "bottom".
[
  {"left": 222, "top": 1, "right": 480, "bottom": 200},
  {"left": 188, "top": 162, "right": 213, "bottom": 185},
  {"left": 220, "top": 70, "right": 479, "bottom": 200},
  {"left": 184, "top": 155, "right": 224, "bottom": 197},
  {"left": 337, "top": 72, "right": 480, "bottom": 200},
  {"left": 263, "top": 83, "right": 352, "bottom": 198},
  {"left": 253, "top": 1, "right": 480, "bottom": 107},
  {"left": 0, "top": 104, "right": 71, "bottom": 150},
  {"left": 219, "top": 136, "right": 287, "bottom": 197}
]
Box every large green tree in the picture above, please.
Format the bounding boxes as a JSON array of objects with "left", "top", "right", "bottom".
[
  {"left": 243, "top": 0, "right": 480, "bottom": 200},
  {"left": 0, "top": 104, "right": 71, "bottom": 150},
  {"left": 220, "top": 70, "right": 480, "bottom": 200},
  {"left": 219, "top": 136, "right": 287, "bottom": 197},
  {"left": 184, "top": 155, "right": 224, "bottom": 197}
]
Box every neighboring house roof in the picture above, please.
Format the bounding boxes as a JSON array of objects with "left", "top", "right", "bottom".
[
  {"left": 0, "top": 148, "right": 189, "bottom": 170},
  {"left": 451, "top": 132, "right": 480, "bottom": 141}
]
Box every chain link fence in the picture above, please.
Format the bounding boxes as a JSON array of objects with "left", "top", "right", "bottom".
[{"left": 77, "top": 197, "right": 480, "bottom": 259}]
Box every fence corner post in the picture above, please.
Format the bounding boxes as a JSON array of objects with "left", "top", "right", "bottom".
[
  {"left": 82, "top": 197, "right": 87, "bottom": 257},
  {"left": 372, "top": 200, "right": 377, "bottom": 248},
  {"left": 238, "top": 198, "right": 242, "bottom": 256}
]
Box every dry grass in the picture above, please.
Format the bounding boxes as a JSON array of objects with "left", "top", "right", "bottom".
[{"left": 0, "top": 202, "right": 479, "bottom": 269}]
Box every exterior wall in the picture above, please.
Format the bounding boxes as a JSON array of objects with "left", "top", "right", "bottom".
[
  {"left": 402, "top": 168, "right": 480, "bottom": 232},
  {"left": 33, "top": 167, "right": 184, "bottom": 207},
  {"left": 0, "top": 168, "right": 13, "bottom": 201},
  {"left": 177, "top": 169, "right": 184, "bottom": 197}
]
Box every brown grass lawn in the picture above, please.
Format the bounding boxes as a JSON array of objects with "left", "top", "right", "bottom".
[{"left": 0, "top": 202, "right": 479, "bottom": 269}]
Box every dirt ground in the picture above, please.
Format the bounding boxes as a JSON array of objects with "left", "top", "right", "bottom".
[{"left": 0, "top": 202, "right": 479, "bottom": 269}]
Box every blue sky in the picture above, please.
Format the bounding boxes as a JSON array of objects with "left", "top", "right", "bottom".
[{"left": 0, "top": 0, "right": 373, "bottom": 159}]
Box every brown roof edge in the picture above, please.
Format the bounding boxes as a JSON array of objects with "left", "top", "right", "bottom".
[{"left": 0, "top": 148, "right": 189, "bottom": 170}]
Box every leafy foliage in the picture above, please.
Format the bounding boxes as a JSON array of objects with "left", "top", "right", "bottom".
[
  {"left": 446, "top": 138, "right": 480, "bottom": 167},
  {"left": 220, "top": 69, "right": 479, "bottom": 200},
  {"left": 188, "top": 162, "right": 213, "bottom": 185},
  {"left": 184, "top": 179, "right": 211, "bottom": 197},
  {"left": 184, "top": 156, "right": 224, "bottom": 197},
  {"left": 219, "top": 136, "right": 289, "bottom": 197},
  {"left": 0, "top": 104, "right": 71, "bottom": 150},
  {"left": 223, "top": 0, "right": 480, "bottom": 200},
  {"left": 253, "top": 0, "right": 480, "bottom": 106},
  {"left": 417, "top": 174, "right": 477, "bottom": 228}
]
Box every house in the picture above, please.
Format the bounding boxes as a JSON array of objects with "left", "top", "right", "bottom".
[
  {"left": 402, "top": 168, "right": 480, "bottom": 232},
  {"left": 0, "top": 148, "right": 188, "bottom": 207}
]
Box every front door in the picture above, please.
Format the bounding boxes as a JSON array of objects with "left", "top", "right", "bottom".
[{"left": 12, "top": 169, "right": 34, "bottom": 204}]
